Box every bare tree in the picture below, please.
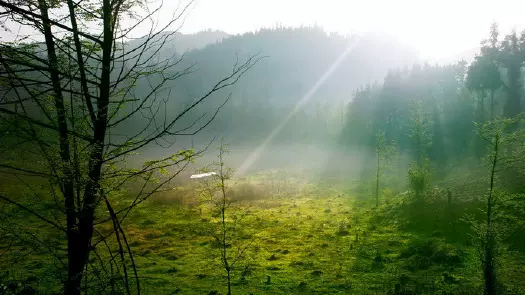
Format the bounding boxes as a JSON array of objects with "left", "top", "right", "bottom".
[
  {"left": 0, "top": 1, "right": 261, "bottom": 294},
  {"left": 198, "top": 140, "right": 255, "bottom": 295}
]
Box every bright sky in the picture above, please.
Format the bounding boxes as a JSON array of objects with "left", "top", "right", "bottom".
[
  {"left": 177, "top": 0, "right": 525, "bottom": 61},
  {"left": 1, "top": 0, "right": 524, "bottom": 61}
]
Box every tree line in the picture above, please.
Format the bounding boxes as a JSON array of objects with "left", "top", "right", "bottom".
[{"left": 341, "top": 23, "right": 525, "bottom": 295}]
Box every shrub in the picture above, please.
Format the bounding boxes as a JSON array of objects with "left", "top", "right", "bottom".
[
  {"left": 400, "top": 239, "right": 463, "bottom": 271},
  {"left": 408, "top": 158, "right": 432, "bottom": 200},
  {"left": 229, "top": 182, "right": 267, "bottom": 201}
]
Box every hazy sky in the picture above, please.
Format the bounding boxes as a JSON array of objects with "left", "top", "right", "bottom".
[
  {"left": 178, "top": 0, "right": 525, "bottom": 61},
  {"left": 1, "top": 0, "right": 524, "bottom": 61}
]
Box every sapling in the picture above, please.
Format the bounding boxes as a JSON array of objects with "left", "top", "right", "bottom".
[
  {"left": 473, "top": 114, "right": 524, "bottom": 295},
  {"left": 408, "top": 100, "right": 432, "bottom": 202},
  {"left": 374, "top": 130, "right": 397, "bottom": 207},
  {"left": 198, "top": 141, "right": 255, "bottom": 295}
]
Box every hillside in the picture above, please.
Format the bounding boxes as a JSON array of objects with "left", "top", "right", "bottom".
[
  {"left": 127, "top": 29, "right": 230, "bottom": 55},
  {"left": 125, "top": 27, "right": 420, "bottom": 154}
]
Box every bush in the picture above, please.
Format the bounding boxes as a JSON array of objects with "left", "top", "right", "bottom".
[
  {"left": 149, "top": 188, "right": 186, "bottom": 206},
  {"left": 408, "top": 158, "right": 432, "bottom": 200},
  {"left": 400, "top": 239, "right": 463, "bottom": 271},
  {"left": 229, "top": 182, "right": 267, "bottom": 201}
]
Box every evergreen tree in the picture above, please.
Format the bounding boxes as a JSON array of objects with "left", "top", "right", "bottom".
[
  {"left": 499, "top": 30, "right": 525, "bottom": 121},
  {"left": 407, "top": 100, "right": 432, "bottom": 201},
  {"left": 374, "top": 130, "right": 397, "bottom": 207}
]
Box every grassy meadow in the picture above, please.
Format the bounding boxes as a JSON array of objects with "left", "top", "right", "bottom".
[{"left": 1, "top": 170, "right": 524, "bottom": 295}]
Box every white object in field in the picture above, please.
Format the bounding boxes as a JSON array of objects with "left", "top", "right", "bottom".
[{"left": 190, "top": 172, "right": 217, "bottom": 179}]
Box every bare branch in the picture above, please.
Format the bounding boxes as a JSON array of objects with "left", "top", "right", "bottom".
[
  {"left": 0, "top": 0, "right": 102, "bottom": 44},
  {"left": 0, "top": 193, "right": 66, "bottom": 232}
]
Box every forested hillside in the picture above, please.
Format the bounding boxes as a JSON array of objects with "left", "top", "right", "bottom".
[
  {"left": 125, "top": 27, "right": 419, "bottom": 148},
  {"left": 339, "top": 24, "right": 525, "bottom": 189}
]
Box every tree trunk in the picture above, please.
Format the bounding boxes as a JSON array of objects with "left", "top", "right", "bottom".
[
  {"left": 479, "top": 92, "right": 485, "bottom": 123},
  {"left": 490, "top": 89, "right": 495, "bottom": 120},
  {"left": 66, "top": 230, "right": 91, "bottom": 295},
  {"left": 36, "top": 1, "right": 79, "bottom": 293},
  {"left": 484, "top": 238, "right": 496, "bottom": 295},
  {"left": 504, "top": 64, "right": 521, "bottom": 121},
  {"left": 375, "top": 147, "right": 380, "bottom": 208},
  {"left": 484, "top": 133, "right": 499, "bottom": 295},
  {"left": 67, "top": 0, "right": 114, "bottom": 292},
  {"left": 227, "top": 269, "right": 232, "bottom": 295}
]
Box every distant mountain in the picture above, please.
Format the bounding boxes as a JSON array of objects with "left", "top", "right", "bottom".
[
  {"left": 126, "top": 29, "right": 229, "bottom": 57},
  {"left": 125, "top": 27, "right": 421, "bottom": 148},
  {"left": 175, "top": 28, "right": 420, "bottom": 105},
  {"left": 167, "top": 30, "right": 230, "bottom": 52}
]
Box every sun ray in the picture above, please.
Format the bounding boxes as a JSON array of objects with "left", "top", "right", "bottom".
[{"left": 236, "top": 36, "right": 361, "bottom": 176}]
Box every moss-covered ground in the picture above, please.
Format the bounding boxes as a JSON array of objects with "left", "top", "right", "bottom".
[{"left": 1, "top": 172, "right": 524, "bottom": 294}]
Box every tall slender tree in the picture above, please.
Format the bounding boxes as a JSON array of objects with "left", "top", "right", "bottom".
[
  {"left": 484, "top": 23, "right": 503, "bottom": 120},
  {"left": 374, "top": 130, "right": 397, "bottom": 207},
  {"left": 199, "top": 141, "right": 255, "bottom": 295},
  {"left": 467, "top": 24, "right": 503, "bottom": 121},
  {"left": 499, "top": 30, "right": 524, "bottom": 121},
  {"left": 408, "top": 100, "right": 432, "bottom": 201},
  {"left": 475, "top": 115, "right": 524, "bottom": 295},
  {"left": 0, "top": 1, "right": 260, "bottom": 294}
]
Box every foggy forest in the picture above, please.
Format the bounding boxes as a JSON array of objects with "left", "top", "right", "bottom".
[{"left": 0, "top": 0, "right": 524, "bottom": 294}]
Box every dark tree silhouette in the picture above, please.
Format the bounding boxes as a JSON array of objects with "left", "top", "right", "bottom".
[{"left": 0, "top": 1, "right": 260, "bottom": 294}]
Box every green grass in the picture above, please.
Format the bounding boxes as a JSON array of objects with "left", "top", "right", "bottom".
[
  {"left": 1, "top": 172, "right": 524, "bottom": 294},
  {"left": 117, "top": 183, "right": 479, "bottom": 294}
]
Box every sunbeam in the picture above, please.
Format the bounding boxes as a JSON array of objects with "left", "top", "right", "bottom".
[{"left": 236, "top": 36, "right": 361, "bottom": 176}]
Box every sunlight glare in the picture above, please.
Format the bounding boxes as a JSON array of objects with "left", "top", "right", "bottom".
[{"left": 235, "top": 37, "right": 361, "bottom": 176}]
